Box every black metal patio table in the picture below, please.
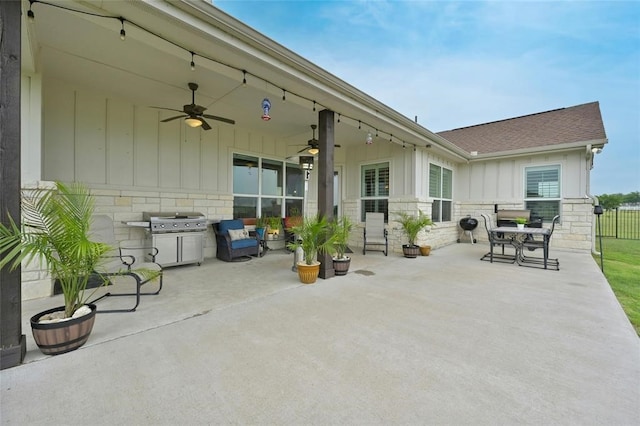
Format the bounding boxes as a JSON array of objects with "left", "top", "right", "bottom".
[{"left": 490, "top": 226, "right": 558, "bottom": 270}]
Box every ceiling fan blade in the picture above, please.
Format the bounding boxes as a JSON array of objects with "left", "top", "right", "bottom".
[
  {"left": 200, "top": 118, "right": 212, "bottom": 131},
  {"left": 151, "top": 106, "right": 184, "bottom": 113},
  {"left": 296, "top": 146, "right": 311, "bottom": 154},
  {"left": 203, "top": 114, "right": 236, "bottom": 125},
  {"left": 161, "top": 115, "right": 187, "bottom": 122}
]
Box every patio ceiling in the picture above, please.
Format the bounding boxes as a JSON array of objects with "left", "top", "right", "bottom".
[{"left": 22, "top": 0, "right": 459, "bottom": 159}]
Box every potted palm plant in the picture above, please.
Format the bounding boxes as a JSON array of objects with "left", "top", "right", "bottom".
[
  {"left": 0, "top": 181, "right": 111, "bottom": 355},
  {"left": 331, "top": 216, "right": 353, "bottom": 276},
  {"left": 395, "top": 210, "right": 433, "bottom": 258},
  {"left": 286, "top": 214, "right": 336, "bottom": 284}
]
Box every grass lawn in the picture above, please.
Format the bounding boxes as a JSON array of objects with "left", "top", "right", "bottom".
[{"left": 593, "top": 238, "right": 640, "bottom": 335}]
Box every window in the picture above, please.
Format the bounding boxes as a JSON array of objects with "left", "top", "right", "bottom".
[
  {"left": 233, "top": 154, "right": 303, "bottom": 219},
  {"left": 524, "top": 165, "right": 561, "bottom": 222},
  {"left": 361, "top": 162, "right": 389, "bottom": 222},
  {"left": 429, "top": 164, "right": 452, "bottom": 222}
]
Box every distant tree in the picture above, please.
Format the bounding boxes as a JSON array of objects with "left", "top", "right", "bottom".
[
  {"left": 623, "top": 191, "right": 640, "bottom": 204},
  {"left": 597, "top": 193, "right": 624, "bottom": 210}
]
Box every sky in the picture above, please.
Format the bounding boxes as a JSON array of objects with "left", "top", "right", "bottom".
[{"left": 215, "top": 0, "right": 640, "bottom": 195}]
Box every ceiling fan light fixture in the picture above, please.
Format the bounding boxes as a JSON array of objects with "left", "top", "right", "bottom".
[
  {"left": 185, "top": 117, "right": 203, "bottom": 128},
  {"left": 308, "top": 147, "right": 319, "bottom": 155}
]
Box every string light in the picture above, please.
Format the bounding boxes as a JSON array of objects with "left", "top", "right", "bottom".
[
  {"left": 29, "top": 0, "right": 426, "bottom": 149},
  {"left": 27, "top": 0, "right": 35, "bottom": 22},
  {"left": 119, "top": 17, "right": 126, "bottom": 40}
]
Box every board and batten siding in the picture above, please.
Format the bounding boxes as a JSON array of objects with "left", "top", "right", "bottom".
[
  {"left": 455, "top": 152, "right": 589, "bottom": 202},
  {"left": 41, "top": 78, "right": 291, "bottom": 194}
]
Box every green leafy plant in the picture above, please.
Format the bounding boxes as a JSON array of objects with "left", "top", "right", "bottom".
[
  {"left": 0, "top": 182, "right": 112, "bottom": 318},
  {"left": 256, "top": 216, "right": 268, "bottom": 228},
  {"left": 514, "top": 217, "right": 528, "bottom": 225},
  {"left": 267, "top": 216, "right": 282, "bottom": 232},
  {"left": 395, "top": 210, "right": 433, "bottom": 247},
  {"left": 286, "top": 214, "right": 337, "bottom": 265},
  {"left": 331, "top": 216, "right": 353, "bottom": 260}
]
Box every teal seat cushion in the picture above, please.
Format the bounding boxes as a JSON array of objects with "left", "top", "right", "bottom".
[{"left": 230, "top": 238, "right": 258, "bottom": 249}]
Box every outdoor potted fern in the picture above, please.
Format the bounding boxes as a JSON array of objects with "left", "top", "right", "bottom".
[
  {"left": 514, "top": 217, "right": 528, "bottom": 230},
  {"left": 286, "top": 214, "right": 336, "bottom": 284},
  {"left": 0, "top": 181, "right": 111, "bottom": 355},
  {"left": 395, "top": 210, "right": 433, "bottom": 258},
  {"left": 331, "top": 216, "right": 353, "bottom": 275}
]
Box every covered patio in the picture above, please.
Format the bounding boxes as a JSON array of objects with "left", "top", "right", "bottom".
[{"left": 2, "top": 244, "right": 638, "bottom": 424}]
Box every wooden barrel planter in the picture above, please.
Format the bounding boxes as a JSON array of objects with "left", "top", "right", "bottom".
[
  {"left": 333, "top": 257, "right": 351, "bottom": 276},
  {"left": 402, "top": 245, "right": 420, "bottom": 258},
  {"left": 30, "top": 304, "right": 97, "bottom": 355}
]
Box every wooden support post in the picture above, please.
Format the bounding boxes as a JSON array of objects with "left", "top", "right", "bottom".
[
  {"left": 317, "top": 109, "right": 335, "bottom": 279},
  {"left": 1, "top": 0, "right": 26, "bottom": 369}
]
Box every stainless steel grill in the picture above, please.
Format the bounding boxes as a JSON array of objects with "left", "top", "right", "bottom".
[
  {"left": 124, "top": 212, "right": 208, "bottom": 268},
  {"left": 142, "top": 212, "right": 208, "bottom": 233}
]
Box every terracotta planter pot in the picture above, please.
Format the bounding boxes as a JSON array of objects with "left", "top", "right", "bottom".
[
  {"left": 402, "top": 245, "right": 420, "bottom": 258},
  {"left": 333, "top": 257, "right": 351, "bottom": 276},
  {"left": 30, "top": 304, "right": 97, "bottom": 355},
  {"left": 420, "top": 245, "right": 431, "bottom": 256},
  {"left": 297, "top": 262, "right": 320, "bottom": 284}
]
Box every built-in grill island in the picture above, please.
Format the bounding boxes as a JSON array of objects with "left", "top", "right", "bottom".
[{"left": 131, "top": 212, "right": 207, "bottom": 267}]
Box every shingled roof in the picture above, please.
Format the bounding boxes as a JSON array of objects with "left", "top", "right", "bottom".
[{"left": 437, "top": 102, "right": 607, "bottom": 155}]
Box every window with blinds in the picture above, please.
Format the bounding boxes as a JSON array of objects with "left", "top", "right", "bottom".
[
  {"left": 525, "top": 165, "right": 561, "bottom": 222},
  {"left": 361, "top": 162, "right": 389, "bottom": 221},
  {"left": 429, "top": 163, "right": 453, "bottom": 222}
]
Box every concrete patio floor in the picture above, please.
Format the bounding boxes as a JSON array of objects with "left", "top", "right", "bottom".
[{"left": 1, "top": 243, "right": 639, "bottom": 425}]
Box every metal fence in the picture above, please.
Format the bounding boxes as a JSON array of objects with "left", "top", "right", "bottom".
[{"left": 596, "top": 208, "right": 640, "bottom": 240}]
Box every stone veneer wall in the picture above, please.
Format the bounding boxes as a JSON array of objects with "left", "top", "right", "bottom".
[
  {"left": 457, "top": 198, "right": 595, "bottom": 251},
  {"left": 342, "top": 197, "right": 595, "bottom": 256},
  {"left": 19, "top": 182, "right": 236, "bottom": 301}
]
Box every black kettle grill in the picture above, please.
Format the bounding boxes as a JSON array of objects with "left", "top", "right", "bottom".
[{"left": 457, "top": 216, "right": 478, "bottom": 244}]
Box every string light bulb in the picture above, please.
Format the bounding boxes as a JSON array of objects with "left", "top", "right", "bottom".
[
  {"left": 312, "top": 101, "right": 316, "bottom": 112},
  {"left": 282, "top": 89, "right": 286, "bottom": 102},
  {"left": 190, "top": 52, "right": 195, "bottom": 71},
  {"left": 119, "top": 17, "right": 126, "bottom": 41},
  {"left": 27, "top": 0, "right": 35, "bottom": 22},
  {"left": 242, "top": 70, "right": 247, "bottom": 87}
]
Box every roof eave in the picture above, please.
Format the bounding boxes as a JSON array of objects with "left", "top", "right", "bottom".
[
  {"left": 166, "top": 1, "right": 467, "bottom": 157},
  {"left": 468, "top": 138, "right": 608, "bottom": 161}
]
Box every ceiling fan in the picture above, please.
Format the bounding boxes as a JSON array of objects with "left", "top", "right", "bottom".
[
  {"left": 154, "top": 82, "right": 235, "bottom": 130},
  {"left": 294, "top": 124, "right": 341, "bottom": 155}
]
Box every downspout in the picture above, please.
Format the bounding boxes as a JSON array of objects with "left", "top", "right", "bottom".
[{"left": 585, "top": 144, "right": 600, "bottom": 255}]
